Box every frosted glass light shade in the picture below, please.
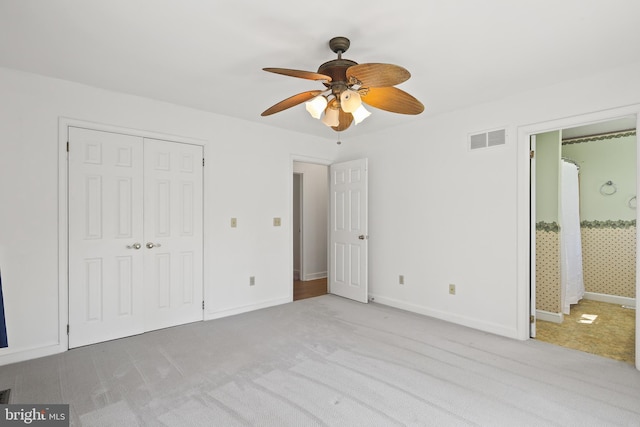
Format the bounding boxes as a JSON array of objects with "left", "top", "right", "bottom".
[
  {"left": 322, "top": 106, "right": 340, "bottom": 127},
  {"left": 305, "top": 95, "right": 327, "bottom": 119},
  {"left": 340, "top": 89, "right": 362, "bottom": 113},
  {"left": 352, "top": 104, "right": 371, "bottom": 125}
]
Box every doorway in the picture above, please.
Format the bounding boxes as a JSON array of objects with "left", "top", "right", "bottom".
[
  {"left": 531, "top": 117, "right": 637, "bottom": 364},
  {"left": 293, "top": 162, "right": 329, "bottom": 300}
]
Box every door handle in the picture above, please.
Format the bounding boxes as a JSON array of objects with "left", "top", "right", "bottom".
[
  {"left": 358, "top": 235, "right": 367, "bottom": 240},
  {"left": 127, "top": 243, "right": 142, "bottom": 250},
  {"left": 146, "top": 242, "right": 162, "bottom": 249}
]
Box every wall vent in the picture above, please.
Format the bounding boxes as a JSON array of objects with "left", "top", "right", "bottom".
[{"left": 469, "top": 128, "right": 507, "bottom": 150}]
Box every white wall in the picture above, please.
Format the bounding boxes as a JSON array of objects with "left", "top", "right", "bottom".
[
  {"left": 293, "top": 162, "right": 328, "bottom": 280},
  {"left": 0, "top": 66, "right": 339, "bottom": 365},
  {"left": 336, "top": 61, "right": 640, "bottom": 340}
]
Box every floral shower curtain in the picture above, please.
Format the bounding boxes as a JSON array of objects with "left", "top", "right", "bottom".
[{"left": 560, "top": 160, "right": 585, "bottom": 315}]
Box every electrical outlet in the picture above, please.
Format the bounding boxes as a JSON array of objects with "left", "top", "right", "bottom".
[
  {"left": 249, "top": 276, "right": 255, "bottom": 286},
  {"left": 399, "top": 275, "right": 404, "bottom": 285},
  {"left": 449, "top": 284, "right": 456, "bottom": 295},
  {"left": 273, "top": 217, "right": 281, "bottom": 227},
  {"left": 231, "top": 218, "right": 237, "bottom": 228}
]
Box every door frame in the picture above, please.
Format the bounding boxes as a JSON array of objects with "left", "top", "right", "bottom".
[
  {"left": 58, "top": 118, "right": 206, "bottom": 351},
  {"left": 516, "top": 105, "right": 640, "bottom": 371},
  {"left": 529, "top": 134, "right": 537, "bottom": 338},
  {"left": 289, "top": 155, "right": 332, "bottom": 301}
]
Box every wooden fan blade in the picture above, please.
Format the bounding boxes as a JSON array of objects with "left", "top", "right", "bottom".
[
  {"left": 261, "top": 91, "right": 324, "bottom": 116},
  {"left": 346, "top": 63, "right": 410, "bottom": 87},
  {"left": 332, "top": 108, "right": 353, "bottom": 132},
  {"left": 361, "top": 87, "right": 424, "bottom": 115},
  {"left": 263, "top": 68, "right": 332, "bottom": 82}
]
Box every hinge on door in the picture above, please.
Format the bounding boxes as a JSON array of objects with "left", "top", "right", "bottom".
[
  {"left": 530, "top": 315, "right": 535, "bottom": 324},
  {"left": 529, "top": 150, "right": 534, "bottom": 159},
  {"left": 202, "top": 300, "right": 204, "bottom": 310},
  {"left": 67, "top": 141, "right": 70, "bottom": 152},
  {"left": 202, "top": 158, "right": 205, "bottom": 167},
  {"left": 66, "top": 324, "right": 70, "bottom": 335}
]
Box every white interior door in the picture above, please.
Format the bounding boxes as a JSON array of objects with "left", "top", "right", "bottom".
[
  {"left": 329, "top": 158, "right": 368, "bottom": 303},
  {"left": 143, "top": 139, "right": 203, "bottom": 331},
  {"left": 68, "top": 127, "right": 145, "bottom": 348}
]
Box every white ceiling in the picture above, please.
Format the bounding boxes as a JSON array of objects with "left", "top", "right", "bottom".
[{"left": 1, "top": 0, "right": 639, "bottom": 140}]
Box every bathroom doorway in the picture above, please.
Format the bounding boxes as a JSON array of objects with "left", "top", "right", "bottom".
[{"left": 532, "top": 117, "right": 637, "bottom": 364}]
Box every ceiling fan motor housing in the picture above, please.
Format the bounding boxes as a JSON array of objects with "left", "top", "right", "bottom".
[{"left": 318, "top": 58, "right": 358, "bottom": 91}]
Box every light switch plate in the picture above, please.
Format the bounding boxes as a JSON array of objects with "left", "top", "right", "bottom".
[
  {"left": 231, "top": 218, "right": 237, "bottom": 228},
  {"left": 273, "top": 217, "right": 281, "bottom": 226}
]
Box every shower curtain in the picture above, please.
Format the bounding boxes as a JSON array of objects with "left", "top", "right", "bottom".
[{"left": 560, "top": 160, "right": 585, "bottom": 315}]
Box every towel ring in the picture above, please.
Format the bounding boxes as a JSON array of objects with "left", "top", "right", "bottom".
[
  {"left": 629, "top": 196, "right": 637, "bottom": 209},
  {"left": 600, "top": 181, "right": 617, "bottom": 196}
]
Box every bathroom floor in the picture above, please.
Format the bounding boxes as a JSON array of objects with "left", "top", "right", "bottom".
[{"left": 536, "top": 299, "right": 635, "bottom": 365}]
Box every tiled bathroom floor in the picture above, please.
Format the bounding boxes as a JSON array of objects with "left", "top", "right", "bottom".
[{"left": 536, "top": 299, "right": 636, "bottom": 364}]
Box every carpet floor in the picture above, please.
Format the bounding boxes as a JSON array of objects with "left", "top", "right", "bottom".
[
  {"left": 1, "top": 295, "right": 639, "bottom": 426},
  {"left": 536, "top": 299, "right": 636, "bottom": 365}
]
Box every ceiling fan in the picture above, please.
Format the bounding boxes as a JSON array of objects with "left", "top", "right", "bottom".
[{"left": 261, "top": 36, "right": 424, "bottom": 132}]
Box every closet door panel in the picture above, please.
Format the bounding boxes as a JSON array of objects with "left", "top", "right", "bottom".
[
  {"left": 68, "top": 127, "right": 145, "bottom": 348},
  {"left": 143, "top": 139, "right": 204, "bottom": 331}
]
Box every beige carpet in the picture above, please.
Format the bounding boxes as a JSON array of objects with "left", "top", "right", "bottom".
[
  {"left": 536, "top": 299, "right": 635, "bottom": 364},
  {"left": 1, "top": 295, "right": 639, "bottom": 426}
]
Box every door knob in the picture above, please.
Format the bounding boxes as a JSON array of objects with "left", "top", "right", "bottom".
[
  {"left": 127, "top": 243, "right": 142, "bottom": 250},
  {"left": 146, "top": 242, "right": 162, "bottom": 249},
  {"left": 358, "top": 235, "right": 366, "bottom": 240}
]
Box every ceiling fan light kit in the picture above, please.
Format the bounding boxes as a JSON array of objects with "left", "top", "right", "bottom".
[
  {"left": 261, "top": 36, "right": 424, "bottom": 132},
  {"left": 305, "top": 95, "right": 328, "bottom": 119}
]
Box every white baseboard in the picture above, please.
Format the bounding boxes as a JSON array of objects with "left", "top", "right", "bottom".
[
  {"left": 584, "top": 292, "right": 636, "bottom": 307},
  {"left": 536, "top": 310, "right": 563, "bottom": 323},
  {"left": 368, "top": 293, "right": 520, "bottom": 339},
  {"left": 0, "top": 343, "right": 65, "bottom": 367},
  {"left": 204, "top": 296, "right": 291, "bottom": 321},
  {"left": 303, "top": 271, "right": 327, "bottom": 281}
]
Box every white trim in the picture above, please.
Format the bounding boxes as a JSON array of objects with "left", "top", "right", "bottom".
[
  {"left": 0, "top": 344, "right": 65, "bottom": 367},
  {"left": 370, "top": 293, "right": 519, "bottom": 339},
  {"left": 530, "top": 135, "right": 537, "bottom": 338},
  {"left": 204, "top": 296, "right": 291, "bottom": 320},
  {"left": 536, "top": 310, "right": 563, "bottom": 324},
  {"left": 517, "top": 104, "right": 640, "bottom": 371},
  {"left": 583, "top": 292, "right": 636, "bottom": 307},
  {"left": 303, "top": 271, "right": 328, "bottom": 281},
  {"left": 58, "top": 117, "right": 206, "bottom": 361}
]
